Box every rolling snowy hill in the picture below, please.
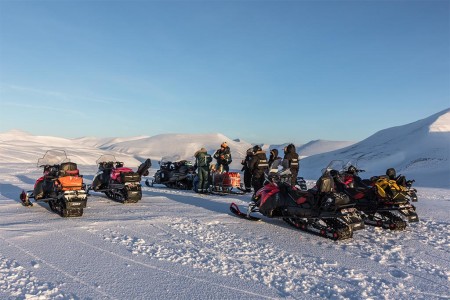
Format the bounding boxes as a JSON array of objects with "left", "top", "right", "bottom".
[{"left": 0, "top": 131, "right": 352, "bottom": 171}]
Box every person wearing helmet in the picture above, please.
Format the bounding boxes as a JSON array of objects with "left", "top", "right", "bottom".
[
  {"left": 241, "top": 147, "right": 253, "bottom": 192},
  {"left": 386, "top": 168, "right": 397, "bottom": 180},
  {"left": 283, "top": 144, "right": 299, "bottom": 186},
  {"left": 213, "top": 142, "right": 232, "bottom": 173},
  {"left": 249, "top": 145, "right": 269, "bottom": 196},
  {"left": 347, "top": 165, "right": 357, "bottom": 175}
]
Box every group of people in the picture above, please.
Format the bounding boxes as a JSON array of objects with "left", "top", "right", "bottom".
[
  {"left": 241, "top": 143, "right": 299, "bottom": 195},
  {"left": 193, "top": 142, "right": 232, "bottom": 193},
  {"left": 193, "top": 142, "right": 300, "bottom": 195}
]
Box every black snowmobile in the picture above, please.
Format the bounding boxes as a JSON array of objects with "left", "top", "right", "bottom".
[
  {"left": 230, "top": 159, "right": 364, "bottom": 241},
  {"left": 20, "top": 150, "right": 88, "bottom": 217},
  {"left": 146, "top": 155, "right": 196, "bottom": 190},
  {"left": 88, "top": 155, "right": 151, "bottom": 203},
  {"left": 334, "top": 160, "right": 418, "bottom": 230}
]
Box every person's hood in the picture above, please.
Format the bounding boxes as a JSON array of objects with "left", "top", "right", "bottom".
[
  {"left": 270, "top": 149, "right": 278, "bottom": 158},
  {"left": 285, "top": 144, "right": 296, "bottom": 154}
]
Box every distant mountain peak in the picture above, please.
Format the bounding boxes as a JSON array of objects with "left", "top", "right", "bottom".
[{"left": 429, "top": 109, "right": 450, "bottom": 132}]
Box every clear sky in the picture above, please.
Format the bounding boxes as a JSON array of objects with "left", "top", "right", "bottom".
[{"left": 0, "top": 0, "right": 449, "bottom": 145}]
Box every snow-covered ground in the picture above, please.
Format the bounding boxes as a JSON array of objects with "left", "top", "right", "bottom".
[{"left": 0, "top": 163, "right": 449, "bottom": 299}]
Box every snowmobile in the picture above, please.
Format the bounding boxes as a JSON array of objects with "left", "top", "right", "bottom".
[
  {"left": 19, "top": 150, "right": 88, "bottom": 217},
  {"left": 370, "top": 172, "right": 418, "bottom": 202},
  {"left": 230, "top": 159, "right": 364, "bottom": 241},
  {"left": 88, "top": 155, "right": 151, "bottom": 203},
  {"left": 333, "top": 160, "right": 418, "bottom": 230},
  {"left": 146, "top": 155, "right": 196, "bottom": 190}
]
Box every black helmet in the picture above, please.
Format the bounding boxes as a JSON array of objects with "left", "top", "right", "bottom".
[
  {"left": 253, "top": 145, "right": 262, "bottom": 153},
  {"left": 386, "top": 168, "right": 396, "bottom": 179},
  {"left": 347, "top": 165, "right": 357, "bottom": 174}
]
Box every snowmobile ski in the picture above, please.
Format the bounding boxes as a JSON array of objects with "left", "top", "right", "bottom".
[{"left": 230, "top": 203, "right": 261, "bottom": 221}]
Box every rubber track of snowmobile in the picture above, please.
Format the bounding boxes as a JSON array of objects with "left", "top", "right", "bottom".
[
  {"left": 283, "top": 217, "right": 353, "bottom": 241},
  {"left": 363, "top": 211, "right": 407, "bottom": 231},
  {"left": 230, "top": 203, "right": 353, "bottom": 241},
  {"left": 104, "top": 189, "right": 141, "bottom": 204}
]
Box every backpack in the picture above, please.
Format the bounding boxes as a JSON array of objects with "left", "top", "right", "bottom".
[{"left": 316, "top": 172, "right": 335, "bottom": 193}]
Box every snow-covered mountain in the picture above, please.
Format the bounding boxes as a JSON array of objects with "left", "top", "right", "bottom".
[
  {"left": 1, "top": 108, "right": 448, "bottom": 187},
  {"left": 297, "top": 140, "right": 355, "bottom": 158},
  {"left": 300, "top": 108, "right": 450, "bottom": 188},
  {"left": 262, "top": 140, "right": 355, "bottom": 160},
  {"left": 100, "top": 133, "right": 254, "bottom": 169}
]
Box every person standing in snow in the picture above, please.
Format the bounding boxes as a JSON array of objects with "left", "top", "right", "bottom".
[
  {"left": 241, "top": 147, "right": 253, "bottom": 192},
  {"left": 283, "top": 144, "right": 299, "bottom": 186},
  {"left": 194, "top": 148, "right": 212, "bottom": 193},
  {"left": 213, "top": 142, "right": 232, "bottom": 173},
  {"left": 249, "top": 145, "right": 269, "bottom": 196}
]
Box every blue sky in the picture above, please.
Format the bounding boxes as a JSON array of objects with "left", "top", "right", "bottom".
[{"left": 0, "top": 0, "right": 449, "bottom": 145}]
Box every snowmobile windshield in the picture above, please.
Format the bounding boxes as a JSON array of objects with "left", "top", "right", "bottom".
[
  {"left": 321, "top": 160, "right": 345, "bottom": 175},
  {"left": 37, "top": 150, "right": 70, "bottom": 167},
  {"left": 96, "top": 154, "right": 117, "bottom": 165}
]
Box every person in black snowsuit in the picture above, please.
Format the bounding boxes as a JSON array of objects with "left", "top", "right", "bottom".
[
  {"left": 268, "top": 149, "right": 281, "bottom": 170},
  {"left": 194, "top": 148, "right": 212, "bottom": 193},
  {"left": 213, "top": 142, "right": 232, "bottom": 173},
  {"left": 283, "top": 144, "right": 299, "bottom": 186},
  {"left": 241, "top": 147, "right": 253, "bottom": 193},
  {"left": 249, "top": 145, "right": 269, "bottom": 197}
]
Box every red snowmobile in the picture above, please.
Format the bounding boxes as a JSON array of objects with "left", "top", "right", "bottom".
[
  {"left": 230, "top": 159, "right": 364, "bottom": 241},
  {"left": 19, "top": 150, "right": 88, "bottom": 217},
  {"left": 88, "top": 155, "right": 151, "bottom": 203}
]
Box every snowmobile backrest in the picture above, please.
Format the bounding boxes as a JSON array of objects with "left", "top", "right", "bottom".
[
  {"left": 316, "top": 172, "right": 335, "bottom": 193},
  {"left": 59, "top": 162, "right": 79, "bottom": 177},
  {"left": 137, "top": 158, "right": 152, "bottom": 176}
]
